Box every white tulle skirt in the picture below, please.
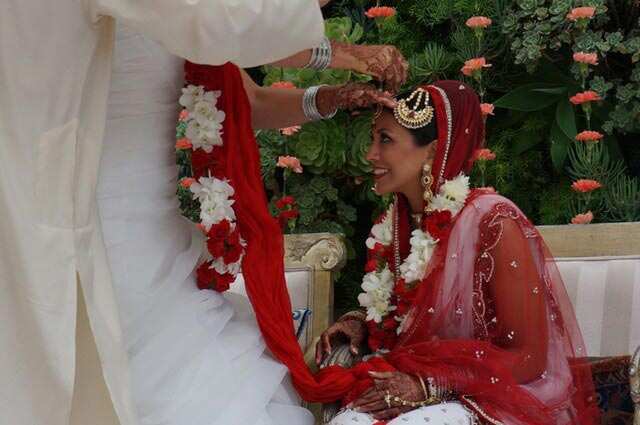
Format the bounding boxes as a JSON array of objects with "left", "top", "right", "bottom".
[{"left": 97, "top": 25, "right": 313, "bottom": 425}]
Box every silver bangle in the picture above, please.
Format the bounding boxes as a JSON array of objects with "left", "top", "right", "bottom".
[
  {"left": 302, "top": 85, "right": 337, "bottom": 121},
  {"left": 305, "top": 36, "right": 332, "bottom": 71}
]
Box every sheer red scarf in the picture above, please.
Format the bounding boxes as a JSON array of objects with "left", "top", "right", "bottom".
[{"left": 184, "top": 65, "right": 599, "bottom": 423}]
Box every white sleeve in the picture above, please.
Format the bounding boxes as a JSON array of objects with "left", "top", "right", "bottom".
[{"left": 92, "top": 0, "right": 325, "bottom": 67}]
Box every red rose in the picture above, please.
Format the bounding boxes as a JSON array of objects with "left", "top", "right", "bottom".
[
  {"left": 196, "top": 262, "right": 235, "bottom": 292},
  {"left": 275, "top": 195, "right": 296, "bottom": 210},
  {"left": 222, "top": 229, "right": 243, "bottom": 264},
  {"left": 424, "top": 210, "right": 452, "bottom": 240},
  {"left": 364, "top": 258, "right": 378, "bottom": 273}
]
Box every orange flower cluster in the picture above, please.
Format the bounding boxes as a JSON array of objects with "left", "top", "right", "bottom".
[
  {"left": 461, "top": 57, "right": 492, "bottom": 77},
  {"left": 575, "top": 130, "right": 604, "bottom": 143},
  {"left": 571, "top": 211, "right": 594, "bottom": 224},
  {"left": 277, "top": 155, "right": 303, "bottom": 173},
  {"left": 566, "top": 7, "right": 596, "bottom": 21},
  {"left": 473, "top": 148, "right": 496, "bottom": 161},
  {"left": 571, "top": 179, "right": 602, "bottom": 193},
  {"left": 573, "top": 52, "right": 599, "bottom": 65},
  {"left": 270, "top": 81, "right": 296, "bottom": 89},
  {"left": 569, "top": 90, "right": 601, "bottom": 105},
  {"left": 365, "top": 6, "right": 396, "bottom": 19},
  {"left": 180, "top": 177, "right": 196, "bottom": 189},
  {"left": 465, "top": 16, "right": 492, "bottom": 29},
  {"left": 175, "top": 137, "right": 193, "bottom": 150},
  {"left": 480, "top": 103, "right": 495, "bottom": 116},
  {"left": 280, "top": 126, "right": 301, "bottom": 136}
]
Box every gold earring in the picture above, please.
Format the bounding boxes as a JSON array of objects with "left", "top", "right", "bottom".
[{"left": 421, "top": 162, "right": 434, "bottom": 213}]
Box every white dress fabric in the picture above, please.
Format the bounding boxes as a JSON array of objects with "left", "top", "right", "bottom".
[
  {"left": 330, "top": 403, "right": 475, "bottom": 425},
  {"left": 97, "top": 26, "right": 314, "bottom": 425},
  {"left": 0, "top": 1, "right": 322, "bottom": 424}
]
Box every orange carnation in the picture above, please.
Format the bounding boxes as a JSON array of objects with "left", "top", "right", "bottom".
[
  {"left": 473, "top": 148, "right": 496, "bottom": 161},
  {"left": 271, "top": 81, "right": 296, "bottom": 89},
  {"left": 277, "top": 155, "right": 303, "bottom": 173},
  {"left": 575, "top": 130, "right": 604, "bottom": 143},
  {"left": 569, "top": 90, "right": 601, "bottom": 105},
  {"left": 280, "top": 126, "right": 301, "bottom": 136},
  {"left": 480, "top": 103, "right": 495, "bottom": 116},
  {"left": 180, "top": 177, "right": 196, "bottom": 188},
  {"left": 571, "top": 211, "right": 594, "bottom": 224},
  {"left": 365, "top": 6, "right": 396, "bottom": 18},
  {"left": 571, "top": 179, "right": 602, "bottom": 193},
  {"left": 175, "top": 138, "right": 193, "bottom": 150},
  {"left": 466, "top": 16, "right": 492, "bottom": 29},
  {"left": 461, "top": 57, "right": 492, "bottom": 77},
  {"left": 566, "top": 7, "right": 596, "bottom": 21},
  {"left": 573, "top": 52, "right": 599, "bottom": 65}
]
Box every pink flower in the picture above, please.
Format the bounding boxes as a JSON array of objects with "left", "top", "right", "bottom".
[
  {"left": 179, "top": 110, "right": 190, "bottom": 121},
  {"left": 571, "top": 211, "right": 594, "bottom": 224},
  {"left": 461, "top": 57, "right": 492, "bottom": 77},
  {"left": 566, "top": 6, "right": 596, "bottom": 21},
  {"left": 575, "top": 130, "right": 604, "bottom": 143},
  {"left": 175, "top": 138, "right": 193, "bottom": 150},
  {"left": 571, "top": 179, "right": 602, "bottom": 193},
  {"left": 480, "top": 103, "right": 495, "bottom": 116},
  {"left": 180, "top": 177, "right": 196, "bottom": 188},
  {"left": 277, "top": 155, "right": 303, "bottom": 173},
  {"left": 466, "top": 16, "right": 492, "bottom": 29},
  {"left": 365, "top": 6, "right": 396, "bottom": 18},
  {"left": 573, "top": 52, "right": 599, "bottom": 65},
  {"left": 569, "top": 90, "right": 601, "bottom": 105},
  {"left": 280, "top": 126, "right": 301, "bottom": 136},
  {"left": 472, "top": 148, "right": 496, "bottom": 161},
  {"left": 270, "top": 81, "right": 296, "bottom": 89}
]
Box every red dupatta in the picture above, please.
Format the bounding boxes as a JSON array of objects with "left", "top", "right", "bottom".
[{"left": 183, "top": 65, "right": 599, "bottom": 424}]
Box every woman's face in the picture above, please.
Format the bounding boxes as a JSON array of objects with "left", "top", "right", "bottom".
[{"left": 367, "top": 110, "right": 437, "bottom": 196}]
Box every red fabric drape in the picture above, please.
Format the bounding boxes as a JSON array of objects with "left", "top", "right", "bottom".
[{"left": 183, "top": 64, "right": 599, "bottom": 423}]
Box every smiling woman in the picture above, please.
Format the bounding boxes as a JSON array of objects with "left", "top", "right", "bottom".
[{"left": 316, "top": 81, "right": 600, "bottom": 425}]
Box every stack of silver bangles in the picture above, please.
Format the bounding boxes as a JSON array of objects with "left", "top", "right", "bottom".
[
  {"left": 303, "top": 85, "right": 337, "bottom": 121},
  {"left": 305, "top": 36, "right": 332, "bottom": 71}
]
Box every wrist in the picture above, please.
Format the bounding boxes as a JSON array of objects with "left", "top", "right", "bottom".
[{"left": 315, "top": 85, "right": 339, "bottom": 118}]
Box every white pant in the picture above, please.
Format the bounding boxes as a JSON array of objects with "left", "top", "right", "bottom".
[{"left": 329, "top": 402, "right": 475, "bottom": 425}]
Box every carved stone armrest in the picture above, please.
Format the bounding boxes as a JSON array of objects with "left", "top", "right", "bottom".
[{"left": 631, "top": 346, "right": 640, "bottom": 425}]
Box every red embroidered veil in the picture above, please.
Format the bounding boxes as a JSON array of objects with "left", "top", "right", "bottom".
[{"left": 184, "top": 63, "right": 599, "bottom": 424}]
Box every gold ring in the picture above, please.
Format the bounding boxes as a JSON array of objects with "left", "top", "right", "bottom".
[{"left": 384, "top": 391, "right": 392, "bottom": 408}]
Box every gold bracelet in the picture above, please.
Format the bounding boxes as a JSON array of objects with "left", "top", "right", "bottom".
[{"left": 417, "top": 375, "right": 429, "bottom": 400}]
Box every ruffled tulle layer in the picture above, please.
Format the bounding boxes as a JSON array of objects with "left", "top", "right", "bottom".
[{"left": 97, "top": 25, "right": 313, "bottom": 425}]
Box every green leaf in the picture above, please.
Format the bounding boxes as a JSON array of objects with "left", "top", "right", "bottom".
[
  {"left": 555, "top": 98, "right": 577, "bottom": 141},
  {"left": 494, "top": 83, "right": 566, "bottom": 111},
  {"left": 549, "top": 120, "right": 571, "bottom": 171}
]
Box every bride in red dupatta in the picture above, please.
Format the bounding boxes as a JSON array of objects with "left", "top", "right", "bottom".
[{"left": 314, "top": 81, "right": 601, "bottom": 424}]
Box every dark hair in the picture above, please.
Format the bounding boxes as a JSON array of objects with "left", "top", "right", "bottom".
[{"left": 384, "top": 89, "right": 438, "bottom": 147}]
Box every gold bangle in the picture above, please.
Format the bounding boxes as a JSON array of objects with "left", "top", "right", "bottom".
[{"left": 417, "top": 375, "right": 429, "bottom": 400}]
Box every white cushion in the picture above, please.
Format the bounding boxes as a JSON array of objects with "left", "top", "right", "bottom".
[{"left": 554, "top": 256, "right": 640, "bottom": 356}]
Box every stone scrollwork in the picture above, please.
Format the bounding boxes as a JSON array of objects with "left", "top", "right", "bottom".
[{"left": 284, "top": 233, "right": 347, "bottom": 271}]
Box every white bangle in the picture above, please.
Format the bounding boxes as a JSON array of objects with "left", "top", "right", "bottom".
[
  {"left": 305, "top": 36, "right": 332, "bottom": 71},
  {"left": 302, "top": 85, "right": 337, "bottom": 121}
]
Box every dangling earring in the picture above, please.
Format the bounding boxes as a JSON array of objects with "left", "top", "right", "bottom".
[{"left": 421, "top": 162, "right": 434, "bottom": 213}]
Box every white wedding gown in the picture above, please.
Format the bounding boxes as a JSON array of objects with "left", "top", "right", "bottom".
[{"left": 97, "top": 26, "right": 314, "bottom": 425}]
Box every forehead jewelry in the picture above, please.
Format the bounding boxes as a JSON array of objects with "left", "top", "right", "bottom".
[{"left": 393, "top": 87, "right": 434, "bottom": 129}]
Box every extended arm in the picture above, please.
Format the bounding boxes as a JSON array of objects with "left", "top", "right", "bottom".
[
  {"left": 240, "top": 70, "right": 396, "bottom": 130},
  {"left": 489, "top": 218, "right": 549, "bottom": 383},
  {"left": 90, "top": 0, "right": 324, "bottom": 67}
]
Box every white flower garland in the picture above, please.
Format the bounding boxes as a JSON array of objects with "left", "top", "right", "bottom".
[
  {"left": 177, "top": 84, "right": 245, "bottom": 289},
  {"left": 358, "top": 174, "right": 470, "bottom": 323}
]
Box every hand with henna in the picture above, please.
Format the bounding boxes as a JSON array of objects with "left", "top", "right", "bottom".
[
  {"left": 349, "top": 371, "right": 425, "bottom": 420},
  {"left": 316, "top": 83, "right": 397, "bottom": 118},
  {"left": 315, "top": 316, "right": 367, "bottom": 365},
  {"left": 333, "top": 42, "right": 409, "bottom": 94}
]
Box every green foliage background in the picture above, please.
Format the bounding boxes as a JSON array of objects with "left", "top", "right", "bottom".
[{"left": 254, "top": 0, "right": 640, "bottom": 314}]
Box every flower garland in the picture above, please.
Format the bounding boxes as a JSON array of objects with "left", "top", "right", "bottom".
[
  {"left": 358, "top": 174, "right": 471, "bottom": 351},
  {"left": 175, "top": 85, "right": 246, "bottom": 293}
]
